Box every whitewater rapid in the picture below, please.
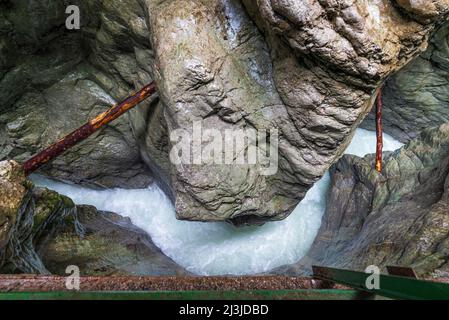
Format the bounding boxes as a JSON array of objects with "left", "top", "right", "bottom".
[{"left": 32, "top": 128, "right": 403, "bottom": 275}]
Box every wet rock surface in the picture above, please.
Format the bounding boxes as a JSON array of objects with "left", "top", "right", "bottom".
[
  {"left": 0, "top": 160, "right": 50, "bottom": 274},
  {"left": 276, "top": 124, "right": 449, "bottom": 277},
  {"left": 0, "top": 160, "right": 28, "bottom": 268},
  {"left": 0, "top": 160, "right": 187, "bottom": 276},
  {"left": 146, "top": 0, "right": 449, "bottom": 223},
  {"left": 2, "top": 1, "right": 448, "bottom": 223},
  {"left": 362, "top": 21, "right": 449, "bottom": 143},
  {"left": 39, "top": 205, "right": 188, "bottom": 276},
  {"left": 0, "top": 0, "right": 153, "bottom": 189}
]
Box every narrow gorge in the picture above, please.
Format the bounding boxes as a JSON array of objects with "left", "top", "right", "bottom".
[{"left": 1, "top": 0, "right": 449, "bottom": 278}]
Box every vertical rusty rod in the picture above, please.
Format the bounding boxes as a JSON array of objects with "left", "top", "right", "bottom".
[
  {"left": 23, "top": 82, "right": 157, "bottom": 176},
  {"left": 375, "top": 88, "right": 383, "bottom": 173}
]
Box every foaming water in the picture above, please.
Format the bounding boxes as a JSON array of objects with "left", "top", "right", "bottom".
[
  {"left": 31, "top": 129, "right": 402, "bottom": 275},
  {"left": 345, "top": 128, "right": 403, "bottom": 156}
]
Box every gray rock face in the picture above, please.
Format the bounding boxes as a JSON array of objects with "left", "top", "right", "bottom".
[
  {"left": 0, "top": 0, "right": 153, "bottom": 188},
  {"left": 0, "top": 160, "right": 187, "bottom": 276},
  {"left": 362, "top": 21, "right": 449, "bottom": 143},
  {"left": 38, "top": 204, "right": 188, "bottom": 276},
  {"left": 146, "top": 0, "right": 449, "bottom": 223},
  {"left": 145, "top": 0, "right": 295, "bottom": 223},
  {"left": 1, "top": 0, "right": 449, "bottom": 223},
  {"left": 276, "top": 124, "right": 449, "bottom": 277}
]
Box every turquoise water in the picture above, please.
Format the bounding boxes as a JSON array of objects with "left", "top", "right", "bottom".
[{"left": 32, "top": 129, "right": 403, "bottom": 275}]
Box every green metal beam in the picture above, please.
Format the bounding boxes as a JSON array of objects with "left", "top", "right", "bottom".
[
  {"left": 313, "top": 266, "right": 449, "bottom": 300},
  {"left": 0, "top": 289, "right": 367, "bottom": 300}
]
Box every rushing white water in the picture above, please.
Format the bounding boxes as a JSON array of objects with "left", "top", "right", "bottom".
[{"left": 31, "top": 128, "right": 403, "bottom": 275}]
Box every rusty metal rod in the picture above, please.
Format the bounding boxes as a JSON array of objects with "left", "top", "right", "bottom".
[
  {"left": 23, "top": 82, "right": 157, "bottom": 175},
  {"left": 375, "top": 88, "right": 383, "bottom": 173}
]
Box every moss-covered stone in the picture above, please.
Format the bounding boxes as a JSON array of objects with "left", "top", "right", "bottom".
[
  {"left": 0, "top": 160, "right": 187, "bottom": 276},
  {"left": 40, "top": 206, "right": 187, "bottom": 276},
  {"left": 0, "top": 161, "right": 27, "bottom": 251},
  {"left": 276, "top": 124, "right": 449, "bottom": 277}
]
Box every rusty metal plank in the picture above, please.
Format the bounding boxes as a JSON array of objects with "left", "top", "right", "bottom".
[
  {"left": 0, "top": 289, "right": 366, "bottom": 300},
  {"left": 0, "top": 275, "right": 347, "bottom": 292}
]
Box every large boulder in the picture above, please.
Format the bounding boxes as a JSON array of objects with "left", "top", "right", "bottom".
[
  {"left": 145, "top": 0, "right": 449, "bottom": 223},
  {"left": 276, "top": 124, "right": 449, "bottom": 277},
  {"left": 0, "top": 160, "right": 187, "bottom": 276},
  {"left": 38, "top": 203, "right": 188, "bottom": 276},
  {"left": 0, "top": 160, "right": 49, "bottom": 274}
]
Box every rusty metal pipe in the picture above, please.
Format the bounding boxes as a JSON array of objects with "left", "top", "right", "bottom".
[
  {"left": 375, "top": 88, "right": 383, "bottom": 173},
  {"left": 23, "top": 82, "right": 157, "bottom": 175}
]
